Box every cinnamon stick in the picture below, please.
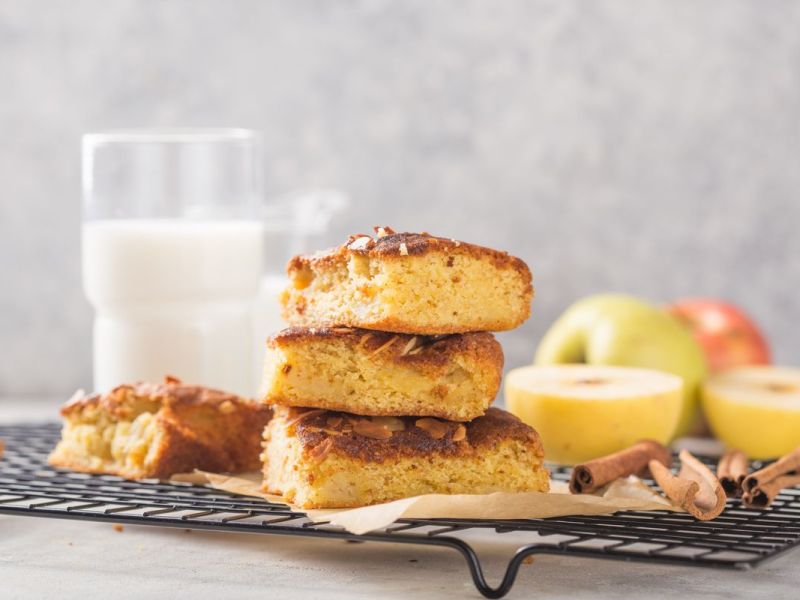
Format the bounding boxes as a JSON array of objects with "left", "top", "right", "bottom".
[
  {"left": 569, "top": 440, "right": 671, "bottom": 494},
  {"left": 0, "top": 439, "right": 4, "bottom": 460},
  {"left": 742, "top": 445, "right": 800, "bottom": 494},
  {"left": 649, "top": 449, "right": 726, "bottom": 521},
  {"left": 717, "top": 449, "right": 748, "bottom": 498},
  {"left": 742, "top": 474, "right": 800, "bottom": 509}
]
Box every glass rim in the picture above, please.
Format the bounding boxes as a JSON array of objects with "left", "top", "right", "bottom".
[{"left": 82, "top": 128, "right": 258, "bottom": 145}]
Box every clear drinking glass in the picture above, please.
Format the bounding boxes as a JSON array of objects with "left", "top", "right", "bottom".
[{"left": 82, "top": 129, "right": 264, "bottom": 396}]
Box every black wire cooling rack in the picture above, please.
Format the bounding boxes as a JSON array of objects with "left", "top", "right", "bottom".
[{"left": 1, "top": 423, "right": 799, "bottom": 598}]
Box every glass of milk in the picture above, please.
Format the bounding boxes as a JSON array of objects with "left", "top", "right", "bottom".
[
  {"left": 82, "top": 129, "right": 264, "bottom": 397},
  {"left": 253, "top": 188, "right": 349, "bottom": 386}
]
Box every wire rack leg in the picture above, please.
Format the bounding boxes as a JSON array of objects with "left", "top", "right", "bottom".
[{"left": 423, "top": 537, "right": 537, "bottom": 599}]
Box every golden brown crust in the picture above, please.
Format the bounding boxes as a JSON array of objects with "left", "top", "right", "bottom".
[
  {"left": 61, "top": 380, "right": 247, "bottom": 419},
  {"left": 51, "top": 379, "right": 272, "bottom": 478},
  {"left": 269, "top": 327, "right": 503, "bottom": 372},
  {"left": 263, "top": 327, "right": 503, "bottom": 420},
  {"left": 288, "top": 229, "right": 531, "bottom": 276},
  {"left": 282, "top": 227, "right": 533, "bottom": 335},
  {"left": 279, "top": 406, "right": 543, "bottom": 464}
]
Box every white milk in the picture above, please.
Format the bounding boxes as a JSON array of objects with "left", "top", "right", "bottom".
[{"left": 83, "top": 219, "right": 264, "bottom": 396}]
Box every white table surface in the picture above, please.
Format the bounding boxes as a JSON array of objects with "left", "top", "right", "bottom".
[{"left": 1, "top": 398, "right": 798, "bottom": 600}]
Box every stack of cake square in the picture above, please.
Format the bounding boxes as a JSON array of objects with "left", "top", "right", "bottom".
[{"left": 259, "top": 227, "right": 550, "bottom": 508}]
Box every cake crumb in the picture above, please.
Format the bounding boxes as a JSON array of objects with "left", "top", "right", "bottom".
[{"left": 113, "top": 524, "right": 124, "bottom": 533}]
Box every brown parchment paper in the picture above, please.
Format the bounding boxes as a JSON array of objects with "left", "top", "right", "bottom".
[{"left": 172, "top": 471, "right": 681, "bottom": 535}]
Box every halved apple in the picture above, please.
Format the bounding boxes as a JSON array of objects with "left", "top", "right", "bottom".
[
  {"left": 505, "top": 365, "right": 683, "bottom": 464},
  {"left": 702, "top": 366, "right": 800, "bottom": 459}
]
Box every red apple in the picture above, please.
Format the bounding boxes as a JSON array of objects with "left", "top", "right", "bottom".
[{"left": 665, "top": 299, "right": 771, "bottom": 373}]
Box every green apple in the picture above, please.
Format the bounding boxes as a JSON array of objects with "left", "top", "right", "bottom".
[{"left": 534, "top": 294, "right": 708, "bottom": 438}]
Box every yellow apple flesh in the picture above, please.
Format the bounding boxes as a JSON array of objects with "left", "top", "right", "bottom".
[
  {"left": 505, "top": 365, "right": 683, "bottom": 464},
  {"left": 702, "top": 366, "right": 800, "bottom": 459}
]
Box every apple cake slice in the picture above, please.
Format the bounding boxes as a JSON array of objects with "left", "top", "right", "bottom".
[
  {"left": 281, "top": 227, "right": 533, "bottom": 334},
  {"left": 49, "top": 378, "right": 272, "bottom": 479},
  {"left": 261, "top": 327, "right": 503, "bottom": 421},
  {"left": 262, "top": 406, "right": 550, "bottom": 509}
]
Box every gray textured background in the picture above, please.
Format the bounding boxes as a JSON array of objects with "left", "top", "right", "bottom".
[{"left": 1, "top": 0, "right": 799, "bottom": 397}]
